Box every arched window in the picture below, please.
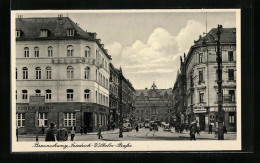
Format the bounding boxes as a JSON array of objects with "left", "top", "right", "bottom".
[
  {"left": 46, "top": 89, "right": 51, "bottom": 102},
  {"left": 84, "top": 66, "right": 90, "bottom": 79},
  {"left": 67, "top": 66, "right": 74, "bottom": 79},
  {"left": 34, "top": 47, "right": 39, "bottom": 57},
  {"left": 46, "top": 67, "right": 52, "bottom": 79},
  {"left": 85, "top": 46, "right": 91, "bottom": 57},
  {"left": 22, "top": 67, "right": 28, "bottom": 79},
  {"left": 48, "top": 46, "right": 53, "bottom": 57},
  {"left": 24, "top": 47, "right": 29, "bottom": 57},
  {"left": 84, "top": 89, "right": 90, "bottom": 101},
  {"left": 35, "top": 67, "right": 41, "bottom": 79},
  {"left": 67, "top": 45, "right": 73, "bottom": 57},
  {"left": 35, "top": 89, "right": 41, "bottom": 96},
  {"left": 67, "top": 89, "right": 73, "bottom": 101}
]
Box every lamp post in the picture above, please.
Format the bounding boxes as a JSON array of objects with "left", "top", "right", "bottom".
[{"left": 118, "top": 67, "right": 123, "bottom": 137}]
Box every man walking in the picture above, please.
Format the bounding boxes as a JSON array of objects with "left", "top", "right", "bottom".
[
  {"left": 71, "top": 125, "right": 76, "bottom": 141},
  {"left": 56, "top": 124, "right": 68, "bottom": 141},
  {"left": 97, "top": 124, "right": 103, "bottom": 139}
]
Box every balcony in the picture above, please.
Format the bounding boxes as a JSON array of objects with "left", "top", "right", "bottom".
[{"left": 52, "top": 57, "right": 95, "bottom": 65}]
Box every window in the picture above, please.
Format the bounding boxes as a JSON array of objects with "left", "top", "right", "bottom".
[
  {"left": 16, "top": 113, "right": 25, "bottom": 127},
  {"left": 40, "top": 30, "right": 48, "bottom": 37},
  {"left": 84, "top": 89, "right": 90, "bottom": 100},
  {"left": 16, "top": 68, "right": 17, "bottom": 79},
  {"left": 85, "top": 46, "right": 91, "bottom": 57},
  {"left": 22, "top": 90, "right": 28, "bottom": 100},
  {"left": 67, "top": 89, "right": 73, "bottom": 102},
  {"left": 48, "top": 46, "right": 53, "bottom": 57},
  {"left": 67, "top": 45, "right": 74, "bottom": 57},
  {"left": 228, "top": 69, "right": 234, "bottom": 80},
  {"left": 46, "top": 90, "right": 51, "bottom": 102},
  {"left": 199, "top": 70, "right": 203, "bottom": 84},
  {"left": 34, "top": 47, "right": 39, "bottom": 57},
  {"left": 16, "top": 30, "right": 21, "bottom": 37},
  {"left": 38, "top": 113, "right": 48, "bottom": 127},
  {"left": 84, "top": 67, "right": 90, "bottom": 79},
  {"left": 228, "top": 51, "right": 234, "bottom": 62},
  {"left": 67, "top": 29, "right": 75, "bottom": 36},
  {"left": 199, "top": 92, "right": 204, "bottom": 103},
  {"left": 229, "top": 90, "right": 235, "bottom": 102},
  {"left": 199, "top": 53, "right": 203, "bottom": 63},
  {"left": 64, "top": 113, "right": 76, "bottom": 126},
  {"left": 46, "top": 67, "right": 52, "bottom": 79},
  {"left": 35, "top": 90, "right": 41, "bottom": 96},
  {"left": 36, "top": 67, "right": 41, "bottom": 79},
  {"left": 96, "top": 91, "right": 98, "bottom": 103},
  {"left": 67, "top": 66, "right": 74, "bottom": 79},
  {"left": 96, "top": 69, "right": 98, "bottom": 81},
  {"left": 190, "top": 75, "right": 193, "bottom": 87},
  {"left": 24, "top": 47, "right": 29, "bottom": 57},
  {"left": 229, "top": 112, "right": 235, "bottom": 124}
]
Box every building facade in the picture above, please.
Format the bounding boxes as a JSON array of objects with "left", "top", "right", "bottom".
[
  {"left": 180, "top": 28, "right": 237, "bottom": 132},
  {"left": 133, "top": 83, "right": 173, "bottom": 123},
  {"left": 15, "top": 16, "right": 112, "bottom": 134}
]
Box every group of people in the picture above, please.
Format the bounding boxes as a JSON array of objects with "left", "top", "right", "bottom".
[
  {"left": 45, "top": 123, "right": 76, "bottom": 141},
  {"left": 79, "top": 125, "right": 92, "bottom": 135}
]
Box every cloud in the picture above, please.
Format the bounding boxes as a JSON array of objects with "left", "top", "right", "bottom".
[{"left": 106, "top": 42, "right": 122, "bottom": 57}]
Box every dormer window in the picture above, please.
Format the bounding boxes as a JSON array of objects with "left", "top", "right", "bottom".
[
  {"left": 16, "top": 30, "right": 21, "bottom": 38},
  {"left": 40, "top": 29, "right": 49, "bottom": 37},
  {"left": 67, "top": 29, "right": 75, "bottom": 36}
]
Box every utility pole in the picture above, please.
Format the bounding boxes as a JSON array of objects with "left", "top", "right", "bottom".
[
  {"left": 118, "top": 67, "right": 123, "bottom": 138},
  {"left": 216, "top": 24, "right": 224, "bottom": 140}
]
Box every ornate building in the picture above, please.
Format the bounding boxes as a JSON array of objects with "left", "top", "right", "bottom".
[{"left": 133, "top": 83, "right": 173, "bottom": 123}]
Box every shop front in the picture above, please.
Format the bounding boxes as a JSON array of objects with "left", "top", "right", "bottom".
[{"left": 194, "top": 107, "right": 208, "bottom": 131}]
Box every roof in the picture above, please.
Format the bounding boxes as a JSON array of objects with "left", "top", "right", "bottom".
[{"left": 16, "top": 17, "right": 112, "bottom": 60}]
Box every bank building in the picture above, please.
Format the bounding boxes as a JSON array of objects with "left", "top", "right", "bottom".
[{"left": 15, "top": 15, "right": 111, "bottom": 134}]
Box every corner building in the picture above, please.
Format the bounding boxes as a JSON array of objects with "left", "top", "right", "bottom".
[{"left": 15, "top": 16, "right": 111, "bottom": 134}]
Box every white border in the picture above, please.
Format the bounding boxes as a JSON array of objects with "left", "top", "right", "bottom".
[{"left": 11, "top": 9, "right": 241, "bottom": 152}]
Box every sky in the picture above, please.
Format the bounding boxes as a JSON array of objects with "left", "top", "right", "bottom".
[{"left": 17, "top": 10, "right": 237, "bottom": 89}]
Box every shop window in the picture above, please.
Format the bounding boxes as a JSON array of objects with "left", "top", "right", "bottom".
[
  {"left": 38, "top": 113, "right": 48, "bottom": 127},
  {"left": 35, "top": 89, "right": 41, "bottom": 96},
  {"left": 63, "top": 112, "right": 76, "bottom": 127},
  {"left": 67, "top": 89, "right": 73, "bottom": 102},
  {"left": 228, "top": 51, "right": 234, "bottom": 62},
  {"left": 34, "top": 47, "right": 39, "bottom": 57},
  {"left": 85, "top": 46, "right": 91, "bottom": 57},
  {"left": 36, "top": 67, "right": 41, "bottom": 79},
  {"left": 22, "top": 67, "right": 28, "bottom": 79},
  {"left": 229, "top": 112, "right": 235, "bottom": 124},
  {"left": 48, "top": 46, "right": 53, "bottom": 57},
  {"left": 46, "top": 89, "right": 51, "bottom": 102},
  {"left": 46, "top": 67, "right": 52, "bottom": 79},
  {"left": 228, "top": 69, "right": 234, "bottom": 80},
  {"left": 84, "top": 67, "right": 90, "bottom": 79},
  {"left": 67, "top": 66, "right": 74, "bottom": 79},
  {"left": 94, "top": 113, "right": 97, "bottom": 126},
  {"left": 67, "top": 45, "right": 74, "bottom": 57},
  {"left": 16, "top": 113, "right": 25, "bottom": 127},
  {"left": 84, "top": 89, "right": 90, "bottom": 101},
  {"left": 24, "top": 47, "right": 29, "bottom": 57},
  {"left": 199, "top": 92, "right": 204, "bottom": 103},
  {"left": 99, "top": 114, "right": 102, "bottom": 125},
  {"left": 22, "top": 90, "right": 27, "bottom": 100}
]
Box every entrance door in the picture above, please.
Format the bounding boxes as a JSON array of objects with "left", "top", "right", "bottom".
[
  {"left": 199, "top": 114, "right": 206, "bottom": 131},
  {"left": 84, "top": 112, "right": 93, "bottom": 132}
]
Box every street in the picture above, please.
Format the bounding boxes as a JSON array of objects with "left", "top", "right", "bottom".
[{"left": 18, "top": 127, "right": 236, "bottom": 142}]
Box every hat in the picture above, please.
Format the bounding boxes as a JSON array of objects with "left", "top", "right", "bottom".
[{"left": 50, "top": 122, "right": 55, "bottom": 127}]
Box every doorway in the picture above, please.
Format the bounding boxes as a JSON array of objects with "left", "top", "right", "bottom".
[
  {"left": 84, "top": 112, "right": 93, "bottom": 132},
  {"left": 199, "top": 114, "right": 206, "bottom": 131}
]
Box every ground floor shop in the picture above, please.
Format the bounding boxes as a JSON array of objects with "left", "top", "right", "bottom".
[{"left": 16, "top": 102, "right": 109, "bottom": 134}]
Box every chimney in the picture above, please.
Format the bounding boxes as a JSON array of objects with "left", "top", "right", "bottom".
[
  {"left": 18, "top": 15, "right": 23, "bottom": 19},
  {"left": 101, "top": 44, "right": 104, "bottom": 48}
]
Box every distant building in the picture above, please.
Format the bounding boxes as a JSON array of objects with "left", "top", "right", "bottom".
[
  {"left": 175, "top": 28, "right": 237, "bottom": 132},
  {"left": 133, "top": 83, "right": 173, "bottom": 123},
  {"left": 15, "top": 15, "right": 111, "bottom": 133}
]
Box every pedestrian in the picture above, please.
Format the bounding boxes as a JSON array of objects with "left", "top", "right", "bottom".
[
  {"left": 70, "top": 125, "right": 76, "bottom": 141},
  {"left": 16, "top": 127, "right": 19, "bottom": 142},
  {"left": 45, "top": 122, "right": 56, "bottom": 142},
  {"left": 197, "top": 125, "right": 200, "bottom": 135},
  {"left": 80, "top": 126, "right": 84, "bottom": 135},
  {"left": 56, "top": 124, "right": 68, "bottom": 141},
  {"left": 189, "top": 124, "right": 196, "bottom": 141},
  {"left": 97, "top": 124, "right": 103, "bottom": 139},
  {"left": 84, "top": 125, "right": 88, "bottom": 135},
  {"left": 223, "top": 125, "right": 227, "bottom": 134},
  {"left": 41, "top": 125, "right": 45, "bottom": 135},
  {"left": 135, "top": 124, "right": 139, "bottom": 132},
  {"left": 209, "top": 124, "right": 212, "bottom": 134}
]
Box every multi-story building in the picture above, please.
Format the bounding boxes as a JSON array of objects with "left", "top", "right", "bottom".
[
  {"left": 109, "top": 63, "right": 119, "bottom": 126},
  {"left": 133, "top": 83, "right": 173, "bottom": 123},
  {"left": 183, "top": 28, "right": 236, "bottom": 132},
  {"left": 15, "top": 15, "right": 111, "bottom": 134}
]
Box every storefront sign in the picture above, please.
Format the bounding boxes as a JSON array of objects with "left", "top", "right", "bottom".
[
  {"left": 194, "top": 108, "right": 207, "bottom": 113},
  {"left": 16, "top": 105, "right": 53, "bottom": 111},
  {"left": 29, "top": 96, "right": 45, "bottom": 105},
  {"left": 210, "top": 107, "right": 236, "bottom": 112}
]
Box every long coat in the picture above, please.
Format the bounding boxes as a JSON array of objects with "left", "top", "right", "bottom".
[{"left": 45, "top": 128, "right": 56, "bottom": 141}]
